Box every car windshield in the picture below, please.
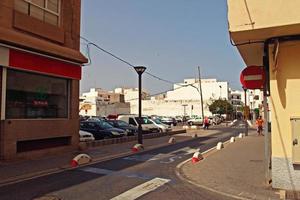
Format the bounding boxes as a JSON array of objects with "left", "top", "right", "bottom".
[
  {"left": 117, "top": 120, "right": 129, "bottom": 127},
  {"left": 154, "top": 119, "right": 162, "bottom": 124},
  {"left": 95, "top": 120, "right": 114, "bottom": 129},
  {"left": 135, "top": 117, "right": 153, "bottom": 124}
]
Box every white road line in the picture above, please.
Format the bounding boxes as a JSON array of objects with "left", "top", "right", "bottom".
[{"left": 110, "top": 177, "right": 171, "bottom": 200}]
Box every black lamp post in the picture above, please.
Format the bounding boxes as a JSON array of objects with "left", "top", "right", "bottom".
[{"left": 134, "top": 66, "right": 146, "bottom": 144}]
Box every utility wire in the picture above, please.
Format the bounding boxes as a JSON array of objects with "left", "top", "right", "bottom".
[
  {"left": 125, "top": 83, "right": 200, "bottom": 101},
  {"left": 79, "top": 36, "right": 201, "bottom": 96},
  {"left": 80, "top": 36, "right": 179, "bottom": 85}
]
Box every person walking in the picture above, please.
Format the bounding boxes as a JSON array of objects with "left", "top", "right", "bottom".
[
  {"left": 203, "top": 116, "right": 210, "bottom": 130},
  {"left": 256, "top": 116, "right": 264, "bottom": 136}
]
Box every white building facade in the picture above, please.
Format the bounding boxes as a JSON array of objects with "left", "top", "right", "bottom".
[
  {"left": 79, "top": 88, "right": 130, "bottom": 116},
  {"left": 130, "top": 78, "right": 229, "bottom": 117}
]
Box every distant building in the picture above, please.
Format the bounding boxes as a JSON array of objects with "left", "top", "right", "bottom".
[
  {"left": 114, "top": 87, "right": 149, "bottom": 102},
  {"left": 166, "top": 78, "right": 229, "bottom": 101},
  {"left": 230, "top": 89, "right": 243, "bottom": 108},
  {"left": 130, "top": 78, "right": 229, "bottom": 117},
  {"left": 80, "top": 88, "right": 129, "bottom": 116}
]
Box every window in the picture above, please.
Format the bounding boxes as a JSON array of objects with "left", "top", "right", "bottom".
[
  {"left": 14, "top": 0, "right": 61, "bottom": 26},
  {"left": 129, "top": 118, "right": 137, "bottom": 126},
  {"left": 117, "top": 120, "right": 129, "bottom": 127},
  {"left": 6, "top": 69, "right": 69, "bottom": 119},
  {"left": 135, "top": 117, "right": 153, "bottom": 125}
]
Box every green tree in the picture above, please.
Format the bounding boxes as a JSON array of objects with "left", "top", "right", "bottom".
[{"left": 208, "top": 99, "right": 234, "bottom": 115}]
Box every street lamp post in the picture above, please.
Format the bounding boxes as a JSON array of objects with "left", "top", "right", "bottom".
[{"left": 134, "top": 66, "right": 146, "bottom": 144}]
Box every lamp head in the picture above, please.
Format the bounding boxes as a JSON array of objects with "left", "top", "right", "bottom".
[{"left": 134, "top": 66, "right": 146, "bottom": 75}]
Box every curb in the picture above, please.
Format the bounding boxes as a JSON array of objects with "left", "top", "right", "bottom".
[
  {"left": 85, "top": 129, "right": 186, "bottom": 148},
  {"left": 175, "top": 137, "right": 250, "bottom": 200},
  {"left": 0, "top": 132, "right": 192, "bottom": 187}
]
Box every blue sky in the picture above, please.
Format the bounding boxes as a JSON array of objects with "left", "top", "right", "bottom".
[{"left": 80, "top": 0, "right": 245, "bottom": 94}]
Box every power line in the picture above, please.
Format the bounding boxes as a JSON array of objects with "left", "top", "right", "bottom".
[
  {"left": 79, "top": 36, "right": 201, "bottom": 96},
  {"left": 80, "top": 36, "right": 179, "bottom": 86},
  {"left": 125, "top": 82, "right": 201, "bottom": 101}
]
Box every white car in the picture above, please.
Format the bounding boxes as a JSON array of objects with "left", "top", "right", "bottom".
[
  {"left": 117, "top": 115, "right": 160, "bottom": 133},
  {"left": 187, "top": 117, "right": 203, "bottom": 126},
  {"left": 149, "top": 118, "right": 172, "bottom": 133},
  {"left": 79, "top": 130, "right": 95, "bottom": 142}
]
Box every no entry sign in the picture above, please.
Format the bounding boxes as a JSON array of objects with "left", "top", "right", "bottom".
[{"left": 240, "top": 66, "right": 265, "bottom": 89}]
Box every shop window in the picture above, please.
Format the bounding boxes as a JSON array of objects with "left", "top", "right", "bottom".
[
  {"left": 6, "top": 69, "right": 69, "bottom": 119},
  {"left": 14, "top": 0, "right": 60, "bottom": 26}
]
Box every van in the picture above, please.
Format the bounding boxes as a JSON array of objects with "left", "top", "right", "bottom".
[{"left": 117, "top": 115, "right": 160, "bottom": 133}]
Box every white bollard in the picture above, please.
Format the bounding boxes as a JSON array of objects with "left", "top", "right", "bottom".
[
  {"left": 132, "top": 143, "right": 144, "bottom": 152},
  {"left": 230, "top": 137, "right": 235, "bottom": 143},
  {"left": 168, "top": 137, "right": 176, "bottom": 144},
  {"left": 183, "top": 125, "right": 189, "bottom": 129},
  {"left": 216, "top": 142, "right": 224, "bottom": 150},
  {"left": 238, "top": 133, "right": 245, "bottom": 138},
  {"left": 71, "top": 153, "right": 92, "bottom": 167},
  {"left": 191, "top": 125, "right": 198, "bottom": 129},
  {"left": 192, "top": 151, "right": 203, "bottom": 163}
]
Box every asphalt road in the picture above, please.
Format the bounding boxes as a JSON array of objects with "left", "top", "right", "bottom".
[{"left": 0, "top": 126, "right": 244, "bottom": 200}]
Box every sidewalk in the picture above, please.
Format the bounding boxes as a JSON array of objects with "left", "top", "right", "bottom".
[
  {"left": 0, "top": 128, "right": 218, "bottom": 186},
  {"left": 178, "top": 131, "right": 280, "bottom": 200}
]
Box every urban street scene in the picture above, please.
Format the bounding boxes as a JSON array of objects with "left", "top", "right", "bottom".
[{"left": 0, "top": 0, "right": 299, "bottom": 199}]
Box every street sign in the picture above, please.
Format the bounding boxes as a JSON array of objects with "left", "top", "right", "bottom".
[{"left": 240, "top": 66, "right": 265, "bottom": 89}]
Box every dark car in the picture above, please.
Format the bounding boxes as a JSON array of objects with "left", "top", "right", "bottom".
[
  {"left": 106, "top": 120, "right": 138, "bottom": 136},
  {"left": 80, "top": 120, "right": 125, "bottom": 140},
  {"left": 161, "top": 117, "right": 177, "bottom": 126}
]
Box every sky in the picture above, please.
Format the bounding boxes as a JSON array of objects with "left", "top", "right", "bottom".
[{"left": 80, "top": 0, "right": 245, "bottom": 95}]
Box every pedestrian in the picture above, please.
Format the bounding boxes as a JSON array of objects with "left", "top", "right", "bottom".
[
  {"left": 256, "top": 116, "right": 264, "bottom": 136},
  {"left": 203, "top": 116, "right": 209, "bottom": 130}
]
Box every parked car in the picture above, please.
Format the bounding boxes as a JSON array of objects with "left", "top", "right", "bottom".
[
  {"left": 80, "top": 120, "right": 125, "bottom": 140},
  {"left": 161, "top": 117, "right": 177, "bottom": 126},
  {"left": 117, "top": 115, "right": 160, "bottom": 133},
  {"left": 187, "top": 117, "right": 203, "bottom": 126},
  {"left": 106, "top": 120, "right": 138, "bottom": 136},
  {"left": 149, "top": 118, "right": 172, "bottom": 133},
  {"left": 86, "top": 116, "right": 106, "bottom": 121},
  {"left": 79, "top": 130, "right": 95, "bottom": 142},
  {"left": 175, "top": 116, "right": 183, "bottom": 123}
]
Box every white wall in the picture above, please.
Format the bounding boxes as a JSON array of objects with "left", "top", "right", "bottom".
[
  {"left": 130, "top": 100, "right": 212, "bottom": 117},
  {"left": 166, "top": 79, "right": 229, "bottom": 101}
]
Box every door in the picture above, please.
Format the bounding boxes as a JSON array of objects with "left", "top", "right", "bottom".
[{"left": 291, "top": 118, "right": 300, "bottom": 164}]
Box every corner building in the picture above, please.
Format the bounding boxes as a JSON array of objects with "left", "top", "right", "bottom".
[{"left": 0, "top": 0, "right": 87, "bottom": 159}]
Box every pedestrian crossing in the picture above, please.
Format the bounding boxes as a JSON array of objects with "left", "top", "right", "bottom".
[
  {"left": 110, "top": 177, "right": 170, "bottom": 200},
  {"left": 79, "top": 166, "right": 171, "bottom": 200}
]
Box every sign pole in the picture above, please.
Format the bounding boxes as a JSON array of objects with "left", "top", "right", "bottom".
[{"left": 243, "top": 87, "right": 248, "bottom": 136}]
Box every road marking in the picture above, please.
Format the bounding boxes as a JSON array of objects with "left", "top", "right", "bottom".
[
  {"left": 123, "top": 153, "right": 169, "bottom": 162},
  {"left": 80, "top": 167, "right": 114, "bottom": 175},
  {"left": 110, "top": 177, "right": 171, "bottom": 200},
  {"left": 79, "top": 167, "right": 153, "bottom": 180},
  {"left": 123, "top": 147, "right": 199, "bottom": 163}
]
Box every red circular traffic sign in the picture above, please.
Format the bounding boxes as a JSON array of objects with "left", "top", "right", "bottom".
[{"left": 240, "top": 66, "right": 265, "bottom": 89}]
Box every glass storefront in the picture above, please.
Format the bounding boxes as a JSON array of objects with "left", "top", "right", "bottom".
[{"left": 6, "top": 69, "right": 69, "bottom": 119}]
